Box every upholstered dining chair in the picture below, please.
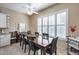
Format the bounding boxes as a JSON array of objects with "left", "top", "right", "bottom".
[
  {"left": 35, "top": 32, "right": 39, "bottom": 38},
  {"left": 21, "top": 34, "right": 29, "bottom": 53},
  {"left": 45, "top": 37, "right": 58, "bottom": 55},
  {"left": 19, "top": 34, "right": 23, "bottom": 47},
  {"left": 35, "top": 32, "right": 39, "bottom": 43},
  {"left": 28, "top": 41, "right": 40, "bottom": 55}
]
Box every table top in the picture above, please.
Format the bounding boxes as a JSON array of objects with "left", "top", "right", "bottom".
[
  {"left": 33, "top": 40, "right": 49, "bottom": 47},
  {"left": 24, "top": 34, "right": 50, "bottom": 49},
  {"left": 26, "top": 34, "right": 49, "bottom": 47}
]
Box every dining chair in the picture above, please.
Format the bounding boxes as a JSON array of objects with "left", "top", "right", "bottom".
[
  {"left": 19, "top": 32, "right": 27, "bottom": 46},
  {"left": 19, "top": 34, "right": 23, "bottom": 47},
  {"left": 15, "top": 31, "right": 20, "bottom": 43},
  {"left": 35, "top": 32, "right": 39, "bottom": 43},
  {"left": 28, "top": 41, "right": 40, "bottom": 55},
  {"left": 35, "top": 32, "right": 39, "bottom": 38},
  {"left": 45, "top": 37, "right": 58, "bottom": 55},
  {"left": 21, "top": 34, "right": 29, "bottom": 53},
  {"left": 42, "top": 33, "right": 49, "bottom": 44}
]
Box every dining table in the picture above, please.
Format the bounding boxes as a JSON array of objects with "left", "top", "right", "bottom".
[{"left": 25, "top": 34, "right": 50, "bottom": 55}]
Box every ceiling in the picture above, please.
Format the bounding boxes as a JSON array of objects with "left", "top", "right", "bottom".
[{"left": 0, "top": 3, "right": 54, "bottom": 15}]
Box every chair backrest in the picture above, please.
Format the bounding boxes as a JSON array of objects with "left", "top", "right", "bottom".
[
  {"left": 20, "top": 32, "right": 27, "bottom": 36},
  {"left": 47, "top": 37, "right": 58, "bottom": 54},
  {"left": 20, "top": 34, "right": 25, "bottom": 41},
  {"left": 51, "top": 37, "right": 58, "bottom": 49},
  {"left": 35, "top": 32, "right": 39, "bottom": 37},
  {"left": 19, "top": 33, "right": 22, "bottom": 40},
  {"left": 42, "top": 33, "right": 49, "bottom": 40}
]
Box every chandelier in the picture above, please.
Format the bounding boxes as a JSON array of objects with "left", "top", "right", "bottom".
[{"left": 26, "top": 3, "right": 38, "bottom": 15}]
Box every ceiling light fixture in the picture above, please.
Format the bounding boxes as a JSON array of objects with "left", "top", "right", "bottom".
[{"left": 26, "top": 3, "right": 38, "bottom": 15}]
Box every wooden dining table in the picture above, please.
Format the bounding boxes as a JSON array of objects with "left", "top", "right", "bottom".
[{"left": 25, "top": 34, "right": 49, "bottom": 55}]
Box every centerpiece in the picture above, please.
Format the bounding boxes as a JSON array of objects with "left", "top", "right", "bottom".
[{"left": 69, "top": 25, "right": 76, "bottom": 37}]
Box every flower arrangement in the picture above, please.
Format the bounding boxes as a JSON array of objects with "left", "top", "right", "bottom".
[{"left": 69, "top": 25, "right": 77, "bottom": 37}]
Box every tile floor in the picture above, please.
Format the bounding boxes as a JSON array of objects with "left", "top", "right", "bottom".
[{"left": 0, "top": 40, "right": 67, "bottom": 55}]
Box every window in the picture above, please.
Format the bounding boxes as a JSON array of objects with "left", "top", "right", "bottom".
[
  {"left": 42, "top": 16, "right": 48, "bottom": 33},
  {"left": 18, "top": 23, "right": 26, "bottom": 32},
  {"left": 57, "top": 12, "right": 67, "bottom": 38},
  {"left": 38, "top": 9, "right": 68, "bottom": 38},
  {"left": 38, "top": 18, "right": 42, "bottom": 34},
  {"left": 49, "top": 15, "right": 55, "bottom": 37}
]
